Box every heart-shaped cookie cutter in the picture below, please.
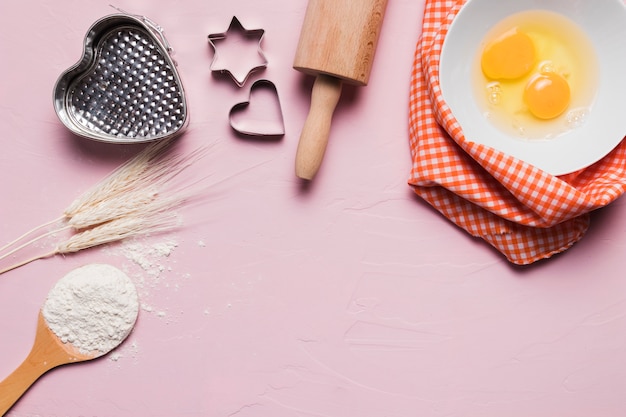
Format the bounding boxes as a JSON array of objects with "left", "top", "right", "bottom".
[
  {"left": 229, "top": 79, "right": 285, "bottom": 137},
  {"left": 53, "top": 12, "right": 189, "bottom": 144}
]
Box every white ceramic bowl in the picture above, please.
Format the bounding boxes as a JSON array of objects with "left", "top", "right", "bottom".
[{"left": 440, "top": 0, "right": 626, "bottom": 175}]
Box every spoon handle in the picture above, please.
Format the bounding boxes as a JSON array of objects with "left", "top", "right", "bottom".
[
  {"left": 0, "top": 350, "right": 55, "bottom": 415},
  {"left": 0, "top": 313, "right": 82, "bottom": 415}
]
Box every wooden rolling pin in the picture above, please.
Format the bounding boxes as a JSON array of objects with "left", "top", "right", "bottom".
[{"left": 293, "top": 0, "right": 388, "bottom": 180}]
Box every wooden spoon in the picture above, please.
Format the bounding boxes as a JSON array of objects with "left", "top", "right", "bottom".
[{"left": 0, "top": 312, "right": 99, "bottom": 415}]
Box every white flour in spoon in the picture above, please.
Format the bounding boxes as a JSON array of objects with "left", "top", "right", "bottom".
[{"left": 42, "top": 263, "right": 139, "bottom": 355}]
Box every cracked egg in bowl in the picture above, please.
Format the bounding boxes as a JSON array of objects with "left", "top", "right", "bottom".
[{"left": 439, "top": 0, "right": 626, "bottom": 176}]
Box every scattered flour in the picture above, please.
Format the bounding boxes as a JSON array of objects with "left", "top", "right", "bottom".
[
  {"left": 103, "top": 236, "right": 200, "bottom": 325},
  {"left": 117, "top": 238, "right": 179, "bottom": 279},
  {"left": 108, "top": 340, "right": 140, "bottom": 365},
  {"left": 42, "top": 264, "right": 139, "bottom": 356}
]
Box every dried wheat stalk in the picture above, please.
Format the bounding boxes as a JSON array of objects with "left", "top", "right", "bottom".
[{"left": 0, "top": 139, "right": 205, "bottom": 275}]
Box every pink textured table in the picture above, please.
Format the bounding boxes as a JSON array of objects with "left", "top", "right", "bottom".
[{"left": 1, "top": 1, "right": 625, "bottom": 416}]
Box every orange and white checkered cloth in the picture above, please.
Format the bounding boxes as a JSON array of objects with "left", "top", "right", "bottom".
[{"left": 408, "top": 0, "right": 626, "bottom": 265}]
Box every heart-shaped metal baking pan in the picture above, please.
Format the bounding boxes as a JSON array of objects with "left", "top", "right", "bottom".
[{"left": 53, "top": 13, "right": 189, "bottom": 144}]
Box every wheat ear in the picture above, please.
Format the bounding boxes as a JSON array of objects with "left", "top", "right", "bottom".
[
  {"left": 0, "top": 141, "right": 171, "bottom": 257},
  {"left": 0, "top": 181, "right": 193, "bottom": 275},
  {"left": 0, "top": 139, "right": 205, "bottom": 270},
  {"left": 63, "top": 138, "right": 180, "bottom": 218}
]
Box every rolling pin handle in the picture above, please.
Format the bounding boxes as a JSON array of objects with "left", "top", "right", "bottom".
[{"left": 295, "top": 74, "right": 343, "bottom": 180}]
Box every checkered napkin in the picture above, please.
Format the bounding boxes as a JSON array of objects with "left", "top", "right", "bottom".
[{"left": 408, "top": 0, "right": 626, "bottom": 265}]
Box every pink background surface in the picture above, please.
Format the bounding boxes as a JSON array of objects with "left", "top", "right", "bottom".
[{"left": 1, "top": 0, "right": 625, "bottom": 416}]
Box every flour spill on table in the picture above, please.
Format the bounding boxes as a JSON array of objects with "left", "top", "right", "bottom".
[
  {"left": 104, "top": 235, "right": 199, "bottom": 323},
  {"left": 99, "top": 235, "right": 209, "bottom": 365},
  {"left": 108, "top": 340, "right": 140, "bottom": 365}
]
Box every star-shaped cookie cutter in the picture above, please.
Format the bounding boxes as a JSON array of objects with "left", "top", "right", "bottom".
[{"left": 207, "top": 17, "right": 268, "bottom": 87}]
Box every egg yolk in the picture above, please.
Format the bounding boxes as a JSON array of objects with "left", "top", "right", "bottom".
[
  {"left": 523, "top": 73, "right": 571, "bottom": 120},
  {"left": 481, "top": 29, "right": 536, "bottom": 80}
]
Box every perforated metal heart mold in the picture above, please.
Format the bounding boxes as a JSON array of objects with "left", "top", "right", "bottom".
[{"left": 53, "top": 13, "right": 188, "bottom": 144}]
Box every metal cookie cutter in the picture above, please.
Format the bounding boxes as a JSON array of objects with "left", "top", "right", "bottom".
[
  {"left": 53, "top": 10, "right": 189, "bottom": 144},
  {"left": 229, "top": 79, "right": 285, "bottom": 138},
  {"left": 207, "top": 17, "right": 268, "bottom": 87}
]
